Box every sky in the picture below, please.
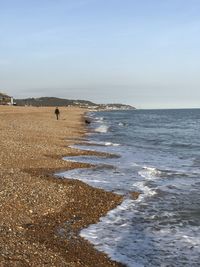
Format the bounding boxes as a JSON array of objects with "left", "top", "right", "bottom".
[{"left": 1, "top": 0, "right": 200, "bottom": 108}]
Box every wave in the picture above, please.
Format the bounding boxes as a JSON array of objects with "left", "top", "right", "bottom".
[
  {"left": 138, "top": 165, "right": 199, "bottom": 180},
  {"left": 94, "top": 125, "right": 109, "bottom": 133},
  {"left": 134, "top": 181, "right": 157, "bottom": 198},
  {"left": 138, "top": 166, "right": 162, "bottom": 180},
  {"left": 118, "top": 122, "right": 127, "bottom": 126},
  {"left": 102, "top": 142, "right": 120, "bottom": 146},
  {"left": 81, "top": 140, "right": 120, "bottom": 147},
  {"left": 96, "top": 116, "right": 104, "bottom": 122},
  {"left": 78, "top": 109, "right": 200, "bottom": 266}
]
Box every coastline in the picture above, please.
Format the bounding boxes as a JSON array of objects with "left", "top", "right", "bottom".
[{"left": 0, "top": 106, "right": 124, "bottom": 267}]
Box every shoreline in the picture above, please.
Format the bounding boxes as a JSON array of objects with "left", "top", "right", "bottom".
[{"left": 0, "top": 106, "right": 124, "bottom": 266}]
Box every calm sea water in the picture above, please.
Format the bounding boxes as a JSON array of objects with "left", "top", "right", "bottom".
[{"left": 59, "top": 109, "right": 200, "bottom": 267}]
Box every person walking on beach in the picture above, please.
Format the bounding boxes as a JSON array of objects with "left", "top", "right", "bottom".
[{"left": 55, "top": 107, "right": 60, "bottom": 120}]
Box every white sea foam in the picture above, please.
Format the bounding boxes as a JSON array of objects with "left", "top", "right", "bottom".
[
  {"left": 62, "top": 109, "right": 200, "bottom": 266},
  {"left": 83, "top": 140, "right": 120, "bottom": 147},
  {"left": 96, "top": 116, "right": 104, "bottom": 122},
  {"left": 95, "top": 125, "right": 109, "bottom": 133},
  {"left": 104, "top": 142, "right": 120, "bottom": 146},
  {"left": 138, "top": 166, "right": 162, "bottom": 180},
  {"left": 118, "top": 122, "right": 126, "bottom": 126},
  {"left": 134, "top": 181, "right": 157, "bottom": 198},
  {"left": 80, "top": 196, "right": 200, "bottom": 267}
]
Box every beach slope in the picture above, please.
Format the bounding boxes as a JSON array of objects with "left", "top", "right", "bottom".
[{"left": 0, "top": 106, "right": 123, "bottom": 267}]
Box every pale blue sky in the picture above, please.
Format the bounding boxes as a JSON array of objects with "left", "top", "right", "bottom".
[{"left": 1, "top": 0, "right": 200, "bottom": 108}]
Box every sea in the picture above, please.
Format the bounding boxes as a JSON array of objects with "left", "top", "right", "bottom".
[{"left": 58, "top": 109, "right": 200, "bottom": 267}]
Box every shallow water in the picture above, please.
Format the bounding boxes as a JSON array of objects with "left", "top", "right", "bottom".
[{"left": 58, "top": 109, "right": 200, "bottom": 267}]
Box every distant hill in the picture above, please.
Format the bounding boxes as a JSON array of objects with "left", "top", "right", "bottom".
[
  {"left": 14, "top": 97, "right": 135, "bottom": 110},
  {"left": 98, "top": 103, "right": 135, "bottom": 110},
  {"left": 14, "top": 97, "right": 96, "bottom": 107}
]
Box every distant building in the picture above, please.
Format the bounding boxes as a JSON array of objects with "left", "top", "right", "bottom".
[{"left": 0, "top": 92, "right": 13, "bottom": 105}]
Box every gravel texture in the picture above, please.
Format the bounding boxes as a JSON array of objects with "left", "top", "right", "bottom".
[{"left": 0, "top": 106, "right": 124, "bottom": 267}]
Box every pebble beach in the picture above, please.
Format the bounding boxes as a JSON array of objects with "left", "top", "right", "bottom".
[{"left": 0, "top": 106, "right": 123, "bottom": 267}]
